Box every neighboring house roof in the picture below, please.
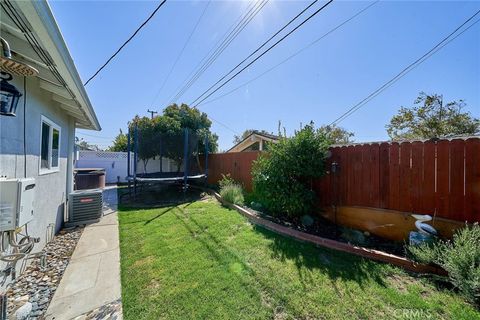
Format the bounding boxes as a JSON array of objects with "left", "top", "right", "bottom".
[
  {"left": 0, "top": 0, "right": 100, "bottom": 130},
  {"left": 75, "top": 144, "right": 94, "bottom": 151},
  {"left": 227, "top": 130, "right": 279, "bottom": 153}
]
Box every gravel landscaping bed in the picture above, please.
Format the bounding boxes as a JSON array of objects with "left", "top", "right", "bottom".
[
  {"left": 7, "top": 226, "right": 83, "bottom": 319},
  {"left": 75, "top": 298, "right": 123, "bottom": 320}
]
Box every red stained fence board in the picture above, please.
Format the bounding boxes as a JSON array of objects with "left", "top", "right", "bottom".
[
  {"left": 399, "top": 142, "right": 412, "bottom": 212},
  {"left": 449, "top": 139, "right": 466, "bottom": 221},
  {"left": 465, "top": 138, "right": 480, "bottom": 222},
  {"left": 410, "top": 142, "right": 423, "bottom": 214},
  {"left": 378, "top": 142, "right": 390, "bottom": 208},
  {"left": 436, "top": 140, "right": 450, "bottom": 218},
  {"left": 422, "top": 141, "right": 436, "bottom": 215},
  {"left": 389, "top": 143, "right": 401, "bottom": 211}
]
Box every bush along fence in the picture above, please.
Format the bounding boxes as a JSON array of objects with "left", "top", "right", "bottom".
[{"left": 205, "top": 137, "right": 480, "bottom": 240}]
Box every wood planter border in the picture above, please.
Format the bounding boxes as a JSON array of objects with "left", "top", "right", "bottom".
[{"left": 207, "top": 189, "right": 446, "bottom": 276}]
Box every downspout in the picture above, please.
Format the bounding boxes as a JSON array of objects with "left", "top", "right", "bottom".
[{"left": 65, "top": 117, "right": 75, "bottom": 226}]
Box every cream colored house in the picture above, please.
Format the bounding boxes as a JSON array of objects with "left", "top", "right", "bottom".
[{"left": 227, "top": 131, "right": 279, "bottom": 153}]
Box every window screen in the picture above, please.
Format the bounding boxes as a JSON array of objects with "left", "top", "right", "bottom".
[
  {"left": 41, "top": 122, "right": 50, "bottom": 169},
  {"left": 52, "top": 128, "right": 59, "bottom": 167}
]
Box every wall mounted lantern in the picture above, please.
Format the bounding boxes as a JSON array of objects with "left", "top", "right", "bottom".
[
  {"left": 0, "top": 72, "right": 22, "bottom": 116},
  {"left": 331, "top": 161, "right": 339, "bottom": 174},
  {"left": 0, "top": 37, "right": 38, "bottom": 117}
]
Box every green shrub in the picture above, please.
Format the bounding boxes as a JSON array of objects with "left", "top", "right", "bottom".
[
  {"left": 406, "top": 242, "right": 441, "bottom": 265},
  {"left": 251, "top": 123, "right": 329, "bottom": 218},
  {"left": 219, "top": 173, "right": 236, "bottom": 189},
  {"left": 407, "top": 223, "right": 480, "bottom": 306},
  {"left": 220, "top": 184, "right": 244, "bottom": 206}
]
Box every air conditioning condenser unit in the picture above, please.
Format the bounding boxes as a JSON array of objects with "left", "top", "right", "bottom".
[{"left": 67, "top": 189, "right": 103, "bottom": 226}]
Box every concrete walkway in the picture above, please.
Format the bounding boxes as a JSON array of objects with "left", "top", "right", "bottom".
[{"left": 45, "top": 187, "right": 122, "bottom": 320}]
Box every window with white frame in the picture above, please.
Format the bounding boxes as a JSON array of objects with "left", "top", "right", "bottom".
[{"left": 40, "top": 116, "right": 61, "bottom": 173}]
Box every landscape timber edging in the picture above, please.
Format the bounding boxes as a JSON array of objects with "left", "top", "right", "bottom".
[{"left": 205, "top": 188, "right": 446, "bottom": 276}]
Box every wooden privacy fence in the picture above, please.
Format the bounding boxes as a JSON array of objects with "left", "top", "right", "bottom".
[
  {"left": 206, "top": 138, "right": 480, "bottom": 223},
  {"left": 206, "top": 151, "right": 261, "bottom": 191},
  {"left": 316, "top": 138, "right": 480, "bottom": 222}
]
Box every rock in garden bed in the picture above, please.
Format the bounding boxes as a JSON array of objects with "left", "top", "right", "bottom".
[
  {"left": 7, "top": 226, "right": 83, "bottom": 319},
  {"left": 77, "top": 298, "right": 123, "bottom": 320}
]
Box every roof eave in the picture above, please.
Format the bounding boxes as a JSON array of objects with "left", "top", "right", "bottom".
[{"left": 21, "top": 0, "right": 101, "bottom": 131}]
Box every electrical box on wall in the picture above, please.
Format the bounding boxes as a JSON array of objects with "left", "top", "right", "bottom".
[{"left": 0, "top": 178, "right": 35, "bottom": 231}]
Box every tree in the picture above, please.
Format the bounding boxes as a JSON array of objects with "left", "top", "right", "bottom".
[
  {"left": 252, "top": 122, "right": 330, "bottom": 218},
  {"left": 108, "top": 129, "right": 128, "bottom": 152},
  {"left": 162, "top": 103, "right": 218, "bottom": 153},
  {"left": 75, "top": 137, "right": 102, "bottom": 151},
  {"left": 129, "top": 116, "right": 157, "bottom": 173},
  {"left": 317, "top": 124, "right": 354, "bottom": 144},
  {"left": 233, "top": 129, "right": 273, "bottom": 144},
  {"left": 128, "top": 104, "right": 219, "bottom": 172},
  {"left": 386, "top": 92, "right": 480, "bottom": 140}
]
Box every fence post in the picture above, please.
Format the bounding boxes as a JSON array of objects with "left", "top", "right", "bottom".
[
  {"left": 159, "top": 134, "right": 163, "bottom": 173},
  {"left": 183, "top": 128, "right": 189, "bottom": 190},
  {"left": 205, "top": 134, "right": 209, "bottom": 181},
  {"left": 133, "top": 124, "right": 138, "bottom": 198},
  {"left": 127, "top": 128, "right": 131, "bottom": 177}
]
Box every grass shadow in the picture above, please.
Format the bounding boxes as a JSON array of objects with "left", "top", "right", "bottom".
[
  {"left": 118, "top": 184, "right": 206, "bottom": 208},
  {"left": 170, "top": 205, "right": 277, "bottom": 311},
  {"left": 252, "top": 225, "right": 390, "bottom": 289}
]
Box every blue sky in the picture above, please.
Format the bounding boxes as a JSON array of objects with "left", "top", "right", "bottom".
[{"left": 49, "top": 0, "right": 480, "bottom": 151}]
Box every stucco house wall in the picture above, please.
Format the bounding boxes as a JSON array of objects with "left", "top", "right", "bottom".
[
  {"left": 0, "top": 0, "right": 100, "bottom": 290},
  {"left": 0, "top": 75, "right": 75, "bottom": 252}
]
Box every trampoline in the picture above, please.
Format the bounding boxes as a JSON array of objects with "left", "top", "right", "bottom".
[{"left": 126, "top": 125, "right": 209, "bottom": 197}]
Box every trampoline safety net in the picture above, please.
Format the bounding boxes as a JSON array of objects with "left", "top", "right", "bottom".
[{"left": 127, "top": 127, "right": 208, "bottom": 183}]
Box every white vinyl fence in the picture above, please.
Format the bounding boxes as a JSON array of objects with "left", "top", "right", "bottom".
[
  {"left": 76, "top": 151, "right": 132, "bottom": 183},
  {"left": 75, "top": 151, "right": 179, "bottom": 183}
]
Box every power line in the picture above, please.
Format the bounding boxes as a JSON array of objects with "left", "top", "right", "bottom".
[
  {"left": 209, "top": 116, "right": 239, "bottom": 135},
  {"left": 76, "top": 132, "right": 116, "bottom": 139},
  {"left": 169, "top": 0, "right": 265, "bottom": 103},
  {"left": 191, "top": 0, "right": 334, "bottom": 107},
  {"left": 330, "top": 9, "right": 480, "bottom": 125},
  {"left": 192, "top": 0, "right": 320, "bottom": 106},
  {"left": 168, "top": 0, "right": 269, "bottom": 104},
  {"left": 150, "top": 0, "right": 211, "bottom": 106},
  {"left": 199, "top": 1, "right": 378, "bottom": 107},
  {"left": 83, "top": 0, "right": 168, "bottom": 86}
]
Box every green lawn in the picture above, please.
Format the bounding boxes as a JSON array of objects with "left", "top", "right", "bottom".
[{"left": 118, "top": 195, "right": 480, "bottom": 320}]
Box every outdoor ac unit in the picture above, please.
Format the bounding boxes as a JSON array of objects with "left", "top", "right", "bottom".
[
  {"left": 0, "top": 178, "right": 36, "bottom": 232},
  {"left": 67, "top": 189, "right": 103, "bottom": 226}
]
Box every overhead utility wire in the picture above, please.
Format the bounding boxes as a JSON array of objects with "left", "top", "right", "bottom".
[
  {"left": 199, "top": 1, "right": 378, "bottom": 106},
  {"left": 150, "top": 0, "right": 211, "bottom": 105},
  {"left": 330, "top": 9, "right": 480, "bottom": 125},
  {"left": 2, "top": 1, "right": 72, "bottom": 95},
  {"left": 192, "top": 0, "right": 320, "bottom": 106},
  {"left": 209, "top": 116, "right": 239, "bottom": 134},
  {"left": 84, "top": 0, "right": 167, "bottom": 86},
  {"left": 169, "top": 0, "right": 269, "bottom": 103},
  {"left": 191, "top": 0, "right": 334, "bottom": 107},
  {"left": 76, "top": 133, "right": 116, "bottom": 140},
  {"left": 2, "top": 0, "right": 97, "bottom": 125},
  {"left": 166, "top": 0, "right": 258, "bottom": 104},
  {"left": 169, "top": 0, "right": 265, "bottom": 103}
]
